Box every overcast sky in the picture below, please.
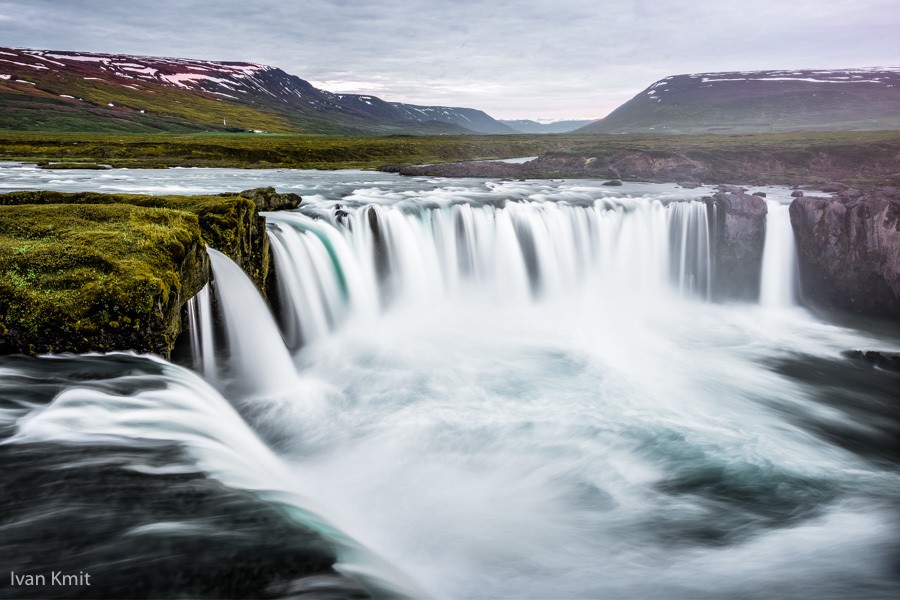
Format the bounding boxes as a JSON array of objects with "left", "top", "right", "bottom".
[{"left": 1, "top": 0, "right": 897, "bottom": 119}]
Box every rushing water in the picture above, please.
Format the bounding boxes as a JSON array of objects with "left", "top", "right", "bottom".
[
  {"left": 1, "top": 165, "right": 899, "bottom": 599},
  {"left": 761, "top": 199, "right": 800, "bottom": 308}
]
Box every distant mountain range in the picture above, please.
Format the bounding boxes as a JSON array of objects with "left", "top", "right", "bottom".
[
  {"left": 578, "top": 68, "right": 900, "bottom": 134},
  {"left": 0, "top": 47, "right": 518, "bottom": 134},
  {"left": 500, "top": 119, "right": 596, "bottom": 133},
  {"left": 2, "top": 48, "right": 898, "bottom": 137}
]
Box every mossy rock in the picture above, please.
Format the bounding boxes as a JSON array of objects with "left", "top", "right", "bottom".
[
  {"left": 0, "top": 189, "right": 276, "bottom": 292},
  {"left": 0, "top": 188, "right": 296, "bottom": 356},
  {"left": 0, "top": 203, "right": 207, "bottom": 355}
]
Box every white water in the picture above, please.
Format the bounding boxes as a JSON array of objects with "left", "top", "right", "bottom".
[
  {"left": 7, "top": 356, "right": 422, "bottom": 597},
  {"left": 761, "top": 200, "right": 799, "bottom": 307},
  {"left": 2, "top": 167, "right": 896, "bottom": 598},
  {"left": 207, "top": 249, "right": 297, "bottom": 395},
  {"left": 186, "top": 284, "right": 217, "bottom": 381},
  {"left": 246, "top": 182, "right": 897, "bottom": 598},
  {"left": 264, "top": 197, "right": 716, "bottom": 345}
]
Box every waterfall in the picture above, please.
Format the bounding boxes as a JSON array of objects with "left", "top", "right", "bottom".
[
  {"left": 266, "top": 213, "right": 379, "bottom": 348},
  {"left": 667, "top": 201, "right": 713, "bottom": 298},
  {"left": 207, "top": 249, "right": 297, "bottom": 395},
  {"left": 187, "top": 284, "right": 217, "bottom": 381},
  {"left": 760, "top": 200, "right": 799, "bottom": 307},
  {"left": 263, "top": 198, "right": 718, "bottom": 347}
]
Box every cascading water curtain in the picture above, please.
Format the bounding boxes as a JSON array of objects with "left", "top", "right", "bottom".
[
  {"left": 666, "top": 200, "right": 713, "bottom": 298},
  {"left": 258, "top": 197, "right": 717, "bottom": 352},
  {"left": 186, "top": 283, "right": 217, "bottom": 381}
]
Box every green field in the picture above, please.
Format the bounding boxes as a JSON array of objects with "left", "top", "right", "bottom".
[
  {"left": 1, "top": 130, "right": 897, "bottom": 173},
  {"left": 543, "top": 130, "right": 900, "bottom": 157},
  {"left": 0, "top": 131, "right": 571, "bottom": 169}
]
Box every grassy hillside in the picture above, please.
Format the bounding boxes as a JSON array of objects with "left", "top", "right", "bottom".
[
  {"left": 0, "top": 71, "right": 298, "bottom": 133},
  {"left": 581, "top": 70, "right": 900, "bottom": 135}
]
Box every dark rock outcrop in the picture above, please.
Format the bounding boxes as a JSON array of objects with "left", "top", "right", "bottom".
[
  {"left": 842, "top": 350, "right": 900, "bottom": 372},
  {"left": 220, "top": 187, "right": 302, "bottom": 212},
  {"left": 704, "top": 191, "right": 768, "bottom": 299},
  {"left": 790, "top": 188, "right": 900, "bottom": 319},
  {"left": 602, "top": 179, "right": 623, "bottom": 186}
]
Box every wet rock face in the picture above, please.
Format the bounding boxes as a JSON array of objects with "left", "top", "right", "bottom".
[
  {"left": 790, "top": 189, "right": 900, "bottom": 319},
  {"left": 705, "top": 191, "right": 768, "bottom": 300}
]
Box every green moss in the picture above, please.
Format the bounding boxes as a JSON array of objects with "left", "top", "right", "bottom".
[
  {"left": 0, "top": 190, "right": 279, "bottom": 356},
  {"left": 0, "top": 190, "right": 272, "bottom": 291},
  {"left": 0, "top": 203, "right": 206, "bottom": 355}
]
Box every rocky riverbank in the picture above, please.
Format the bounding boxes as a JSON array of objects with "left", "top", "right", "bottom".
[
  {"left": 383, "top": 133, "right": 900, "bottom": 187},
  {"left": 0, "top": 187, "right": 300, "bottom": 356}
]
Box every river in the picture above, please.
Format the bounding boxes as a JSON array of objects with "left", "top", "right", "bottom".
[{"left": 1, "top": 164, "right": 898, "bottom": 599}]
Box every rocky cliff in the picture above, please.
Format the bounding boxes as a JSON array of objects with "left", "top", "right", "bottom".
[
  {"left": 704, "top": 189, "right": 768, "bottom": 300},
  {"left": 790, "top": 188, "right": 900, "bottom": 319}
]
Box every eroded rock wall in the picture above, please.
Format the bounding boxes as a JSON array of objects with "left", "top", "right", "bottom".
[
  {"left": 790, "top": 188, "right": 900, "bottom": 319},
  {"left": 705, "top": 190, "right": 768, "bottom": 300}
]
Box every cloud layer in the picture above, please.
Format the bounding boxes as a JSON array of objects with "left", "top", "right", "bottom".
[{"left": 1, "top": 0, "right": 897, "bottom": 119}]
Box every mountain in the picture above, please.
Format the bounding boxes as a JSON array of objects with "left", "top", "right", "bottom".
[
  {"left": 579, "top": 68, "right": 900, "bottom": 134},
  {"left": 500, "top": 119, "right": 597, "bottom": 134},
  {"left": 0, "top": 47, "right": 516, "bottom": 135}
]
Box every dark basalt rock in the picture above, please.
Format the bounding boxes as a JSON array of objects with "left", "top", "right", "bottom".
[
  {"left": 790, "top": 188, "right": 900, "bottom": 319},
  {"left": 602, "top": 179, "right": 623, "bottom": 186},
  {"left": 842, "top": 350, "right": 900, "bottom": 372},
  {"left": 335, "top": 204, "right": 350, "bottom": 225},
  {"left": 704, "top": 191, "right": 768, "bottom": 300},
  {"left": 791, "top": 190, "right": 805, "bottom": 197},
  {"left": 752, "top": 191, "right": 767, "bottom": 197}
]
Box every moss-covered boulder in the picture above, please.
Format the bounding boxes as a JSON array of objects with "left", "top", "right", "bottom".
[
  {"left": 229, "top": 187, "right": 302, "bottom": 211},
  {"left": 0, "top": 203, "right": 208, "bottom": 355},
  {"left": 0, "top": 188, "right": 300, "bottom": 356},
  {"left": 0, "top": 189, "right": 284, "bottom": 292}
]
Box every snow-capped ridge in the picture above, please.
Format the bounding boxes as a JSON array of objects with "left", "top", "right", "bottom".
[{"left": 0, "top": 46, "right": 515, "bottom": 134}]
